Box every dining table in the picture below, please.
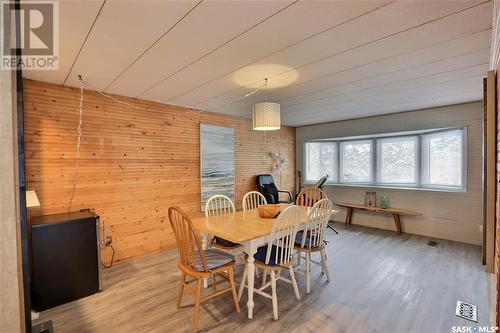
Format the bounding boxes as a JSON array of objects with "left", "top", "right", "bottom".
[{"left": 191, "top": 203, "right": 337, "bottom": 319}]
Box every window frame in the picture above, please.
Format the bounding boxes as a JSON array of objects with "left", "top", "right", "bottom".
[
  {"left": 420, "top": 128, "right": 467, "bottom": 191},
  {"left": 376, "top": 135, "right": 419, "bottom": 186},
  {"left": 302, "top": 127, "right": 467, "bottom": 192},
  {"left": 304, "top": 141, "right": 338, "bottom": 184},
  {"left": 339, "top": 139, "right": 374, "bottom": 184}
]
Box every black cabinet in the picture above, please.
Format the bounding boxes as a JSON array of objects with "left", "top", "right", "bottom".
[{"left": 30, "top": 210, "right": 102, "bottom": 311}]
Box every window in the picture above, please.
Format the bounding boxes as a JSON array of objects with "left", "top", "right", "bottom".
[
  {"left": 422, "top": 130, "right": 463, "bottom": 188},
  {"left": 304, "top": 142, "right": 337, "bottom": 183},
  {"left": 340, "top": 140, "right": 372, "bottom": 183},
  {"left": 303, "top": 127, "right": 466, "bottom": 192},
  {"left": 378, "top": 136, "right": 417, "bottom": 184}
]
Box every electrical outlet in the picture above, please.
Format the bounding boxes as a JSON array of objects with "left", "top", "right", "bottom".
[{"left": 105, "top": 236, "right": 113, "bottom": 246}]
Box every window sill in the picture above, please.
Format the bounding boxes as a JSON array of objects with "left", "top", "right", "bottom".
[{"left": 305, "top": 182, "right": 466, "bottom": 193}]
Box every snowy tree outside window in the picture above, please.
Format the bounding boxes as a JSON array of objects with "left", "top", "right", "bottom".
[
  {"left": 378, "top": 137, "right": 417, "bottom": 184},
  {"left": 341, "top": 140, "right": 372, "bottom": 183},
  {"left": 305, "top": 142, "right": 336, "bottom": 182}
]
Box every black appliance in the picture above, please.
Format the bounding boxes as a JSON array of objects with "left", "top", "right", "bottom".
[{"left": 30, "top": 210, "right": 102, "bottom": 311}]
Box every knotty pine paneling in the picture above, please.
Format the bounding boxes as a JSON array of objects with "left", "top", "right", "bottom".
[{"left": 23, "top": 79, "right": 295, "bottom": 263}]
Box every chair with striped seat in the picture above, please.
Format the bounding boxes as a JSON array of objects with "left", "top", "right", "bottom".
[
  {"left": 168, "top": 206, "right": 240, "bottom": 332},
  {"left": 294, "top": 198, "right": 333, "bottom": 294},
  {"left": 238, "top": 205, "right": 302, "bottom": 320}
]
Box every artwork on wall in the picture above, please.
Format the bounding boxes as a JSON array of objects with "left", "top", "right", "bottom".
[{"left": 200, "top": 124, "right": 235, "bottom": 211}]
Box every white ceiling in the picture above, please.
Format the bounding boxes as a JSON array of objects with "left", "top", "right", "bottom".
[{"left": 24, "top": 0, "right": 493, "bottom": 127}]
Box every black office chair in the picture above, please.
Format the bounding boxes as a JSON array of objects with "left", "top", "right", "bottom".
[{"left": 256, "top": 174, "right": 294, "bottom": 204}]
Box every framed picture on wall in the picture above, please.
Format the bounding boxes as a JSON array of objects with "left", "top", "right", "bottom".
[
  {"left": 365, "top": 192, "right": 376, "bottom": 208},
  {"left": 200, "top": 124, "right": 235, "bottom": 211}
]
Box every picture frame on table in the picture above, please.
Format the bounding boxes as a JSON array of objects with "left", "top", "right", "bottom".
[{"left": 365, "top": 192, "right": 376, "bottom": 208}]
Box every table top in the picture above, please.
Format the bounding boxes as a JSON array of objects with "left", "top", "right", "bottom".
[
  {"left": 334, "top": 202, "right": 420, "bottom": 216},
  {"left": 191, "top": 204, "right": 337, "bottom": 244}
]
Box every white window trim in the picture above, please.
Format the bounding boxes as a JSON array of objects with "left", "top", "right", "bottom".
[
  {"left": 302, "top": 127, "right": 467, "bottom": 193},
  {"left": 304, "top": 140, "right": 338, "bottom": 183},
  {"left": 339, "top": 139, "right": 373, "bottom": 184},
  {"left": 376, "top": 135, "right": 419, "bottom": 186}
]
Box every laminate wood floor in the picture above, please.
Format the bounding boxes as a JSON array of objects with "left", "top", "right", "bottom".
[{"left": 34, "top": 223, "right": 490, "bottom": 333}]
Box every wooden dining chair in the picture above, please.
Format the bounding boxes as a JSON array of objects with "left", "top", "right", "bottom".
[
  {"left": 296, "top": 188, "right": 327, "bottom": 207},
  {"left": 205, "top": 194, "right": 235, "bottom": 216},
  {"left": 294, "top": 198, "right": 333, "bottom": 294},
  {"left": 242, "top": 191, "right": 267, "bottom": 211},
  {"left": 168, "top": 206, "right": 240, "bottom": 332},
  {"left": 238, "top": 205, "right": 302, "bottom": 320},
  {"left": 205, "top": 195, "right": 240, "bottom": 249}
]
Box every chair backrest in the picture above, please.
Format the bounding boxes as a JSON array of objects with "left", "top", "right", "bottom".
[
  {"left": 256, "top": 174, "right": 279, "bottom": 204},
  {"left": 296, "top": 188, "right": 327, "bottom": 207},
  {"left": 205, "top": 194, "right": 235, "bottom": 217},
  {"left": 242, "top": 191, "right": 267, "bottom": 211},
  {"left": 299, "top": 199, "right": 333, "bottom": 249},
  {"left": 263, "top": 205, "right": 302, "bottom": 266},
  {"left": 168, "top": 206, "right": 208, "bottom": 273}
]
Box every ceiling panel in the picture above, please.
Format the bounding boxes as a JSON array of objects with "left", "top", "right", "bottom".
[
  {"left": 196, "top": 28, "right": 491, "bottom": 111},
  {"left": 63, "top": 0, "right": 199, "bottom": 90},
  {"left": 226, "top": 48, "right": 488, "bottom": 113},
  {"left": 23, "top": 0, "right": 104, "bottom": 84},
  {"left": 26, "top": 0, "right": 493, "bottom": 127},
  {"left": 104, "top": 0, "right": 295, "bottom": 98},
  {"left": 139, "top": 0, "right": 390, "bottom": 102},
  {"left": 286, "top": 76, "right": 484, "bottom": 125},
  {"left": 162, "top": 0, "right": 487, "bottom": 107},
  {"left": 283, "top": 66, "right": 487, "bottom": 114},
  {"left": 282, "top": 53, "right": 489, "bottom": 108},
  {"left": 217, "top": 64, "right": 486, "bottom": 122},
  {"left": 272, "top": 30, "right": 491, "bottom": 102}
]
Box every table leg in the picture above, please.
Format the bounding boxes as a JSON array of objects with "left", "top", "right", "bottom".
[
  {"left": 201, "top": 232, "right": 209, "bottom": 288},
  {"left": 345, "top": 207, "right": 353, "bottom": 226},
  {"left": 393, "top": 214, "right": 402, "bottom": 234},
  {"left": 246, "top": 241, "right": 257, "bottom": 319}
]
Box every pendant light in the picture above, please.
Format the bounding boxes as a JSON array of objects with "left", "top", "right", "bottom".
[{"left": 252, "top": 78, "right": 281, "bottom": 131}]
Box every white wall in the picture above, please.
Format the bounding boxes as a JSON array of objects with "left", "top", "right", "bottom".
[
  {"left": 0, "top": 57, "right": 24, "bottom": 333},
  {"left": 296, "top": 102, "right": 483, "bottom": 245},
  {"left": 0, "top": 9, "right": 24, "bottom": 332}
]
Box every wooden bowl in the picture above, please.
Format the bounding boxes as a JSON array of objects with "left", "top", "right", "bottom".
[{"left": 258, "top": 204, "right": 281, "bottom": 219}]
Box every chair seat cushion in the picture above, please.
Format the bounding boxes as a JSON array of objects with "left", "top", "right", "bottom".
[
  {"left": 295, "top": 231, "right": 315, "bottom": 248},
  {"left": 253, "top": 245, "right": 288, "bottom": 266},
  {"left": 295, "top": 230, "right": 307, "bottom": 246},
  {"left": 195, "top": 249, "right": 235, "bottom": 272},
  {"left": 213, "top": 236, "right": 240, "bottom": 248},
  {"left": 295, "top": 231, "right": 324, "bottom": 250}
]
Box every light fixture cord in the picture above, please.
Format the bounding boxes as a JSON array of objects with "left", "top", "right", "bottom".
[
  {"left": 264, "top": 78, "right": 268, "bottom": 103},
  {"left": 68, "top": 76, "right": 84, "bottom": 213},
  {"left": 79, "top": 76, "right": 210, "bottom": 116}
]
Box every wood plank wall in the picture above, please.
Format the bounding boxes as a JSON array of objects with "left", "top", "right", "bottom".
[{"left": 23, "top": 79, "right": 295, "bottom": 263}]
